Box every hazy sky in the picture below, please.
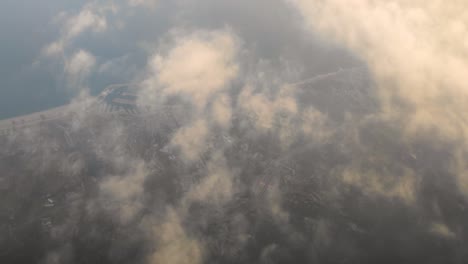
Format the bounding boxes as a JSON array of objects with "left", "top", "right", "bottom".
[
  {"left": 1, "top": 1, "right": 468, "bottom": 263},
  {"left": 0, "top": 0, "right": 356, "bottom": 119}
]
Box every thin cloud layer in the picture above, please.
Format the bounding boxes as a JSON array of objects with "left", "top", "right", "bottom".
[
  {"left": 137, "top": 29, "right": 241, "bottom": 164},
  {"left": 289, "top": 0, "right": 468, "bottom": 131},
  {"left": 288, "top": 0, "right": 468, "bottom": 197},
  {"left": 139, "top": 29, "right": 239, "bottom": 112},
  {"left": 2, "top": 0, "right": 468, "bottom": 263},
  {"left": 65, "top": 50, "right": 97, "bottom": 90},
  {"left": 43, "top": 2, "right": 112, "bottom": 58},
  {"left": 148, "top": 209, "right": 203, "bottom": 264}
]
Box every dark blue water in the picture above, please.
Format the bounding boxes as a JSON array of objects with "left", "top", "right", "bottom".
[
  {"left": 0, "top": 0, "right": 171, "bottom": 120},
  {"left": 0, "top": 1, "right": 84, "bottom": 119}
]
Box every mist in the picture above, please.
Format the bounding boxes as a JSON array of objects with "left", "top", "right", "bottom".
[{"left": 1, "top": 1, "right": 467, "bottom": 263}]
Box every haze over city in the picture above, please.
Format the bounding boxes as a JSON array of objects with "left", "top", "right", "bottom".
[{"left": 1, "top": 1, "right": 468, "bottom": 263}]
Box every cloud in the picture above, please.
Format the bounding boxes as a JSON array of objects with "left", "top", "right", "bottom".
[
  {"left": 43, "top": 2, "right": 112, "bottom": 58},
  {"left": 97, "top": 54, "right": 139, "bottom": 79},
  {"left": 289, "top": 0, "right": 468, "bottom": 139},
  {"left": 65, "top": 7, "right": 108, "bottom": 40},
  {"left": 6, "top": 1, "right": 468, "bottom": 262},
  {"left": 43, "top": 41, "right": 65, "bottom": 58},
  {"left": 341, "top": 164, "right": 418, "bottom": 204},
  {"left": 184, "top": 151, "right": 235, "bottom": 206},
  {"left": 210, "top": 94, "right": 232, "bottom": 128},
  {"left": 288, "top": 0, "right": 468, "bottom": 198},
  {"left": 265, "top": 182, "right": 289, "bottom": 224},
  {"left": 38, "top": 1, "right": 120, "bottom": 93},
  {"left": 148, "top": 208, "right": 203, "bottom": 264},
  {"left": 300, "top": 106, "right": 332, "bottom": 142},
  {"left": 146, "top": 151, "right": 239, "bottom": 264},
  {"left": 99, "top": 160, "right": 148, "bottom": 224},
  {"left": 430, "top": 222, "right": 456, "bottom": 239},
  {"left": 451, "top": 149, "right": 468, "bottom": 198},
  {"left": 171, "top": 118, "right": 209, "bottom": 162},
  {"left": 65, "top": 49, "right": 96, "bottom": 89},
  {"left": 137, "top": 28, "right": 242, "bottom": 164},
  {"left": 139, "top": 29, "right": 239, "bottom": 112},
  {"left": 238, "top": 84, "right": 297, "bottom": 131}
]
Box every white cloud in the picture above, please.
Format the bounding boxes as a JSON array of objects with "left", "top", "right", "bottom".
[
  {"left": 40, "top": 2, "right": 118, "bottom": 92},
  {"left": 238, "top": 84, "right": 297, "bottom": 131},
  {"left": 97, "top": 54, "right": 138, "bottom": 79},
  {"left": 99, "top": 161, "right": 148, "bottom": 224},
  {"left": 65, "top": 8, "right": 107, "bottom": 39},
  {"left": 341, "top": 164, "right": 419, "bottom": 204},
  {"left": 210, "top": 94, "right": 232, "bottom": 128},
  {"left": 43, "top": 41, "right": 65, "bottom": 57},
  {"left": 65, "top": 50, "right": 96, "bottom": 90},
  {"left": 66, "top": 50, "right": 96, "bottom": 77},
  {"left": 171, "top": 118, "right": 209, "bottom": 162},
  {"left": 139, "top": 29, "right": 239, "bottom": 112},
  {"left": 301, "top": 106, "right": 332, "bottom": 142},
  {"left": 288, "top": 0, "right": 468, "bottom": 198},
  {"left": 185, "top": 152, "right": 234, "bottom": 206},
  {"left": 149, "top": 209, "right": 203, "bottom": 264},
  {"left": 136, "top": 28, "right": 241, "bottom": 164},
  {"left": 43, "top": 3, "right": 111, "bottom": 59},
  {"left": 289, "top": 0, "right": 468, "bottom": 141}
]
